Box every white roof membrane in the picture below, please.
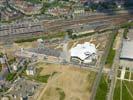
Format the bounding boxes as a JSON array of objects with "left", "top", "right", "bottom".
[{"left": 70, "top": 42, "right": 97, "bottom": 60}]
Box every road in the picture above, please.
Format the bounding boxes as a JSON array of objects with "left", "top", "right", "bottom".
[
  {"left": 90, "top": 28, "right": 117, "bottom": 100},
  {"left": 107, "top": 29, "right": 124, "bottom": 100}
]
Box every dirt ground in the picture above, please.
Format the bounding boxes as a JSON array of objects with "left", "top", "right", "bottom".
[
  {"left": 0, "top": 41, "right": 38, "bottom": 59},
  {"left": 36, "top": 62, "right": 97, "bottom": 100},
  {"left": 0, "top": 33, "right": 109, "bottom": 59}
]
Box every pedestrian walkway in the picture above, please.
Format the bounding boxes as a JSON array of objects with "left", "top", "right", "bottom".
[{"left": 120, "top": 67, "right": 125, "bottom": 79}]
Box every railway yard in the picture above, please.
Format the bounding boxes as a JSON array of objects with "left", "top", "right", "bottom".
[
  {"left": 0, "top": 13, "right": 132, "bottom": 43},
  {"left": 0, "top": 0, "right": 133, "bottom": 100}
]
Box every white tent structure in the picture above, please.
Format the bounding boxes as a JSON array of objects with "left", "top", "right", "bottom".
[
  {"left": 37, "top": 38, "right": 43, "bottom": 43},
  {"left": 70, "top": 42, "right": 97, "bottom": 63}
]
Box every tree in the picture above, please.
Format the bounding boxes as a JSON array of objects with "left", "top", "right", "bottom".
[
  {"left": 0, "top": 53, "right": 3, "bottom": 57},
  {"left": 6, "top": 73, "right": 16, "bottom": 81},
  {"left": 66, "top": 29, "right": 73, "bottom": 38}
]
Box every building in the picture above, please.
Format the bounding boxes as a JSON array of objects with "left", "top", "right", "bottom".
[
  {"left": 120, "top": 40, "right": 133, "bottom": 60},
  {"left": 9, "top": 0, "right": 43, "bottom": 15},
  {"left": 70, "top": 42, "right": 97, "bottom": 64},
  {"left": 120, "top": 29, "right": 133, "bottom": 70},
  {"left": 73, "top": 7, "right": 85, "bottom": 15},
  {"left": 37, "top": 38, "right": 43, "bottom": 43},
  {"left": 0, "top": 57, "right": 5, "bottom": 64},
  {"left": 1, "top": 97, "right": 9, "bottom": 100},
  {"left": 0, "top": 73, "right": 4, "bottom": 89},
  {"left": 0, "top": 21, "right": 44, "bottom": 38},
  {"left": 20, "top": 95, "right": 28, "bottom": 100},
  {"left": 11, "top": 63, "right": 18, "bottom": 71},
  {"left": 46, "top": 7, "right": 69, "bottom": 16},
  {"left": 26, "top": 66, "right": 36, "bottom": 76},
  {"left": 0, "top": 55, "right": 10, "bottom": 74},
  {"left": 120, "top": 40, "right": 133, "bottom": 69}
]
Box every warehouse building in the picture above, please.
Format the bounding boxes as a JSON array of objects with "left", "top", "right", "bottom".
[
  {"left": 120, "top": 29, "right": 133, "bottom": 69},
  {"left": 120, "top": 40, "right": 133, "bottom": 60},
  {"left": 120, "top": 40, "right": 133, "bottom": 69}
]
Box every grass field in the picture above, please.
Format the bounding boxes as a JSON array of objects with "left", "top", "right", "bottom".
[
  {"left": 14, "top": 32, "right": 65, "bottom": 43},
  {"left": 124, "top": 71, "right": 130, "bottom": 79},
  {"left": 131, "top": 73, "right": 133, "bottom": 80},
  {"left": 35, "top": 62, "right": 97, "bottom": 100},
  {"left": 95, "top": 74, "right": 108, "bottom": 100},
  {"left": 26, "top": 0, "right": 41, "bottom": 3},
  {"left": 105, "top": 49, "right": 115, "bottom": 67},
  {"left": 113, "top": 80, "right": 133, "bottom": 100},
  {"left": 105, "top": 33, "right": 117, "bottom": 68},
  {"left": 113, "top": 80, "right": 121, "bottom": 100},
  {"left": 117, "top": 70, "right": 121, "bottom": 78}
]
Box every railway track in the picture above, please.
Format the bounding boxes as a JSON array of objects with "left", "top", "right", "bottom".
[
  {"left": 0, "top": 13, "right": 132, "bottom": 43},
  {"left": 43, "top": 13, "right": 128, "bottom": 26},
  {"left": 44, "top": 13, "right": 132, "bottom": 32}
]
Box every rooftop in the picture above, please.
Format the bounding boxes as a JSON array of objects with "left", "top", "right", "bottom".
[
  {"left": 27, "top": 66, "right": 36, "bottom": 71},
  {"left": 127, "top": 29, "right": 133, "bottom": 40},
  {"left": 70, "top": 42, "right": 97, "bottom": 60},
  {"left": 120, "top": 40, "right": 133, "bottom": 60}
]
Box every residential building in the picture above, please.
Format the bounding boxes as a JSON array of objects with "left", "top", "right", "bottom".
[{"left": 26, "top": 66, "right": 36, "bottom": 76}]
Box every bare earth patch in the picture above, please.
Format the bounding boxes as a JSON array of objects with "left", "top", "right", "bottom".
[{"left": 36, "top": 62, "right": 96, "bottom": 100}]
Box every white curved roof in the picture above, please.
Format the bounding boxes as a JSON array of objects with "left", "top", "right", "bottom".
[
  {"left": 37, "top": 38, "right": 43, "bottom": 43},
  {"left": 70, "top": 42, "right": 97, "bottom": 60}
]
